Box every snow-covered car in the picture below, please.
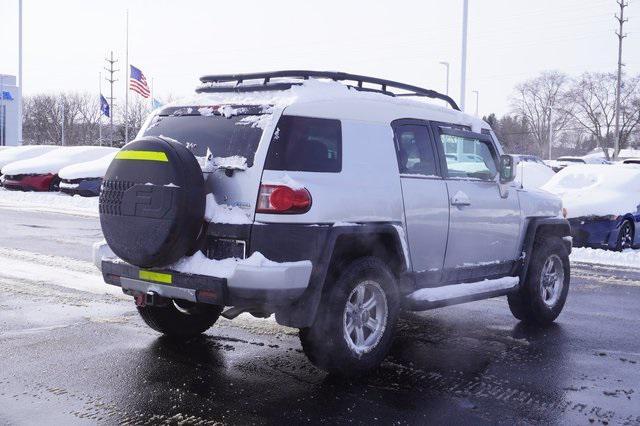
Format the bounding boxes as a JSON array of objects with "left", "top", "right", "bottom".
[
  {"left": 514, "top": 161, "right": 556, "bottom": 189},
  {"left": 1, "top": 146, "right": 117, "bottom": 191},
  {"left": 548, "top": 155, "right": 607, "bottom": 172},
  {"left": 621, "top": 158, "right": 640, "bottom": 165},
  {"left": 0, "top": 145, "right": 58, "bottom": 181},
  {"left": 93, "top": 71, "right": 571, "bottom": 375},
  {"left": 542, "top": 164, "right": 640, "bottom": 250},
  {"left": 514, "top": 154, "right": 547, "bottom": 165},
  {"left": 58, "top": 151, "right": 119, "bottom": 197}
]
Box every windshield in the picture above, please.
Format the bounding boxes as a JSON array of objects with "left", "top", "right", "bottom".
[{"left": 142, "top": 105, "right": 269, "bottom": 167}]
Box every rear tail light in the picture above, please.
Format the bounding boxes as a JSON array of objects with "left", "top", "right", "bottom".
[{"left": 256, "top": 184, "right": 312, "bottom": 214}]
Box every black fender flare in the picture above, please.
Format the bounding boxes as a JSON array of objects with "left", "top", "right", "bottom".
[
  {"left": 274, "top": 222, "right": 408, "bottom": 327},
  {"left": 517, "top": 217, "right": 571, "bottom": 283}
]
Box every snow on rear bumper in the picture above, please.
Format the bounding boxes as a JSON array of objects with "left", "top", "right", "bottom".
[{"left": 93, "top": 242, "right": 313, "bottom": 306}]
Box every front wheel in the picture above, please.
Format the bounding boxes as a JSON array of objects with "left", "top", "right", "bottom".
[
  {"left": 508, "top": 237, "right": 570, "bottom": 326},
  {"left": 615, "top": 219, "right": 634, "bottom": 251},
  {"left": 137, "top": 300, "right": 223, "bottom": 337},
  {"left": 299, "top": 257, "right": 399, "bottom": 376}
]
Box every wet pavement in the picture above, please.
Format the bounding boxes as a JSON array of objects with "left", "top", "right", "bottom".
[{"left": 0, "top": 209, "right": 639, "bottom": 424}]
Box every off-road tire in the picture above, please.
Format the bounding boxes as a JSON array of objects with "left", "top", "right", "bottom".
[
  {"left": 508, "top": 236, "right": 570, "bottom": 326},
  {"left": 137, "top": 301, "right": 223, "bottom": 337},
  {"left": 299, "top": 257, "right": 400, "bottom": 376}
]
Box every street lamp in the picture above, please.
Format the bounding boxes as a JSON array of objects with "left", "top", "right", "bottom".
[
  {"left": 439, "top": 61, "right": 450, "bottom": 95},
  {"left": 460, "top": 0, "right": 469, "bottom": 112}
]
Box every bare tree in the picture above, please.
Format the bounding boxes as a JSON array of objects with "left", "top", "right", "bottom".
[
  {"left": 116, "top": 97, "right": 153, "bottom": 145},
  {"left": 511, "top": 71, "right": 572, "bottom": 159},
  {"left": 567, "top": 72, "right": 640, "bottom": 159},
  {"left": 22, "top": 92, "right": 103, "bottom": 146}
]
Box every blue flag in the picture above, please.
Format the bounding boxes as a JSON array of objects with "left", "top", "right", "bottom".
[
  {"left": 100, "top": 95, "right": 110, "bottom": 118},
  {"left": 152, "top": 98, "right": 163, "bottom": 109},
  {"left": 1, "top": 91, "right": 13, "bottom": 101}
]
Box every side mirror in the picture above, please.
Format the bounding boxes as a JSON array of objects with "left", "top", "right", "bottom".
[{"left": 499, "top": 155, "right": 517, "bottom": 184}]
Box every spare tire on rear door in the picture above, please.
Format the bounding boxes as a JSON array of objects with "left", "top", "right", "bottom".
[{"left": 99, "top": 137, "right": 206, "bottom": 268}]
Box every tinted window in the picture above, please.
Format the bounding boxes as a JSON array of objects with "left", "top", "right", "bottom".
[
  {"left": 438, "top": 133, "right": 498, "bottom": 180},
  {"left": 265, "top": 116, "right": 341, "bottom": 172},
  {"left": 142, "top": 106, "right": 266, "bottom": 167},
  {"left": 394, "top": 125, "right": 438, "bottom": 176}
]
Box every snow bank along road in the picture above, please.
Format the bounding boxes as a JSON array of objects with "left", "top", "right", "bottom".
[{"left": 1, "top": 201, "right": 640, "bottom": 423}]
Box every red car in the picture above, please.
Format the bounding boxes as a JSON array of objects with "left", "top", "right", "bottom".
[
  {"left": 1, "top": 173, "right": 59, "bottom": 191},
  {"left": 1, "top": 146, "right": 117, "bottom": 192}
]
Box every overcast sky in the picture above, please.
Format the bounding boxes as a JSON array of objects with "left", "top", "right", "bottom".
[{"left": 1, "top": 0, "right": 639, "bottom": 116}]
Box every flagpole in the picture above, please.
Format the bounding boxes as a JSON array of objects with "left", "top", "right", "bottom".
[
  {"left": 98, "top": 72, "right": 102, "bottom": 146},
  {"left": 124, "top": 9, "right": 129, "bottom": 145},
  {"left": 150, "top": 77, "right": 154, "bottom": 110}
]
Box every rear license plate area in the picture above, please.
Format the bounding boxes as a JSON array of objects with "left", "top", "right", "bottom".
[{"left": 207, "top": 237, "right": 246, "bottom": 260}]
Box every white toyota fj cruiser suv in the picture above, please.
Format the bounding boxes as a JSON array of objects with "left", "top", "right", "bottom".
[{"left": 94, "top": 71, "right": 571, "bottom": 375}]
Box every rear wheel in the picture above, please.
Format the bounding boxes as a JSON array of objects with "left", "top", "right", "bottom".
[
  {"left": 299, "top": 257, "right": 399, "bottom": 376},
  {"left": 137, "top": 300, "right": 222, "bottom": 337},
  {"left": 508, "top": 236, "right": 570, "bottom": 326},
  {"left": 615, "top": 219, "right": 634, "bottom": 251}
]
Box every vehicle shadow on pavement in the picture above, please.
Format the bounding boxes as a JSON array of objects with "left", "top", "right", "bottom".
[{"left": 120, "top": 312, "right": 575, "bottom": 424}]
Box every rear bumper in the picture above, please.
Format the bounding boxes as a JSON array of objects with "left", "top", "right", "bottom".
[{"left": 94, "top": 243, "right": 313, "bottom": 307}]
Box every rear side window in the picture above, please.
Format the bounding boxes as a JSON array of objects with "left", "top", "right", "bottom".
[
  {"left": 394, "top": 125, "right": 438, "bottom": 176},
  {"left": 265, "top": 116, "right": 342, "bottom": 172}
]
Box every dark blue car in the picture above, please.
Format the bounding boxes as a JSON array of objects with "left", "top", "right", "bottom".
[
  {"left": 569, "top": 214, "right": 640, "bottom": 251},
  {"left": 59, "top": 177, "right": 103, "bottom": 197}
]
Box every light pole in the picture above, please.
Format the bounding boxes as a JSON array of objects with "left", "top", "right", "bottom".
[
  {"left": 18, "top": 0, "right": 23, "bottom": 145},
  {"left": 439, "top": 61, "right": 450, "bottom": 95},
  {"left": 460, "top": 0, "right": 469, "bottom": 111},
  {"left": 472, "top": 90, "right": 479, "bottom": 116}
]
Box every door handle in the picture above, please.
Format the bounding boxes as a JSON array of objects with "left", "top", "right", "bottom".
[{"left": 450, "top": 191, "right": 471, "bottom": 207}]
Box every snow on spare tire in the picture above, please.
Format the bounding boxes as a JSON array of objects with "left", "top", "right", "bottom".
[{"left": 99, "top": 137, "right": 206, "bottom": 268}]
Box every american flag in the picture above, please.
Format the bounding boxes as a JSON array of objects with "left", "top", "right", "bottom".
[{"left": 129, "top": 65, "right": 150, "bottom": 98}]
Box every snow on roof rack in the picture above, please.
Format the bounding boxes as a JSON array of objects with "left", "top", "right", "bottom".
[{"left": 196, "top": 70, "right": 460, "bottom": 111}]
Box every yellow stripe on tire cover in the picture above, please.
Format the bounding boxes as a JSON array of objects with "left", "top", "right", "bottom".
[
  {"left": 139, "top": 270, "right": 173, "bottom": 284},
  {"left": 115, "top": 150, "right": 169, "bottom": 162}
]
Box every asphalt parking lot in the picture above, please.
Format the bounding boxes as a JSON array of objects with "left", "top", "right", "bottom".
[{"left": 0, "top": 208, "right": 639, "bottom": 425}]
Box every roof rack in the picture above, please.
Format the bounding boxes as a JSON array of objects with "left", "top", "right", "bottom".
[{"left": 197, "top": 70, "right": 460, "bottom": 111}]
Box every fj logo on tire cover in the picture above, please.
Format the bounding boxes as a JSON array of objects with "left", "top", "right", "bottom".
[{"left": 121, "top": 185, "right": 176, "bottom": 219}]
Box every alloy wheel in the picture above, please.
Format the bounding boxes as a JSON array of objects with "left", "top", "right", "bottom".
[{"left": 343, "top": 280, "right": 388, "bottom": 356}]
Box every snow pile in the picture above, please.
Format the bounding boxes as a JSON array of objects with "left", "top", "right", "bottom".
[
  {"left": 514, "top": 162, "right": 555, "bottom": 189},
  {"left": 0, "top": 247, "right": 124, "bottom": 298},
  {"left": 211, "top": 155, "right": 247, "bottom": 171},
  {"left": 262, "top": 174, "right": 304, "bottom": 189},
  {"left": 542, "top": 164, "right": 640, "bottom": 218},
  {"left": 58, "top": 151, "right": 118, "bottom": 180},
  {"left": 570, "top": 247, "right": 640, "bottom": 268},
  {"left": 169, "top": 250, "right": 308, "bottom": 278},
  {"left": 2, "top": 146, "right": 118, "bottom": 175},
  {"left": 0, "top": 145, "right": 58, "bottom": 169},
  {"left": 204, "top": 193, "right": 251, "bottom": 224},
  {"left": 0, "top": 188, "right": 98, "bottom": 217}
]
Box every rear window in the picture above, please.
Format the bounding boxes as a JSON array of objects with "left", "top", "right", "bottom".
[
  {"left": 142, "top": 105, "right": 267, "bottom": 167},
  {"left": 265, "top": 116, "right": 342, "bottom": 173}
]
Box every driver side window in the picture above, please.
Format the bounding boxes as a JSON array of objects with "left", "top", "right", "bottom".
[{"left": 438, "top": 133, "right": 497, "bottom": 180}]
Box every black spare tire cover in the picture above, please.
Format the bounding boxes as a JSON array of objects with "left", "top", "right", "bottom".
[{"left": 99, "top": 137, "right": 205, "bottom": 268}]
